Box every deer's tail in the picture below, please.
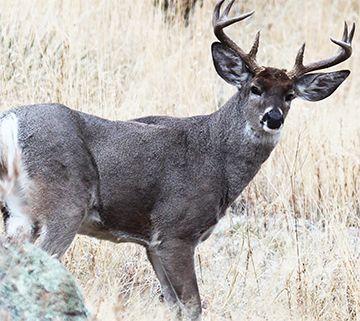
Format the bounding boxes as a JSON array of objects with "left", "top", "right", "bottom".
[{"left": 0, "top": 113, "right": 32, "bottom": 237}]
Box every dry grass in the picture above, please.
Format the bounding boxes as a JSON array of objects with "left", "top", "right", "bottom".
[{"left": 0, "top": 0, "right": 360, "bottom": 320}]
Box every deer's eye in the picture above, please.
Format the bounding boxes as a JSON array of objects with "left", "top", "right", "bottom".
[
  {"left": 285, "top": 92, "right": 295, "bottom": 102},
  {"left": 251, "top": 86, "right": 262, "bottom": 96}
]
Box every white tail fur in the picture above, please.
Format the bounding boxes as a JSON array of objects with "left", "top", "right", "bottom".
[{"left": 0, "top": 113, "right": 31, "bottom": 237}]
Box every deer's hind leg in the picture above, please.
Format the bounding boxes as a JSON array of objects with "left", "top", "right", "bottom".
[
  {"left": 28, "top": 176, "right": 99, "bottom": 259},
  {"left": 1, "top": 172, "right": 98, "bottom": 259},
  {"left": 0, "top": 176, "right": 89, "bottom": 259}
]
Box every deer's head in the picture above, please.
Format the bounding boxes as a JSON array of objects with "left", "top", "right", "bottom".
[{"left": 212, "top": 0, "right": 355, "bottom": 135}]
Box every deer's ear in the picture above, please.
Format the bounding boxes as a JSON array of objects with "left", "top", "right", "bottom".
[
  {"left": 212, "top": 42, "right": 252, "bottom": 88},
  {"left": 294, "top": 70, "right": 350, "bottom": 102}
]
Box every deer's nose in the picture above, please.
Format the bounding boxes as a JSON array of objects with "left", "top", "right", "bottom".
[{"left": 262, "top": 109, "right": 284, "bottom": 130}]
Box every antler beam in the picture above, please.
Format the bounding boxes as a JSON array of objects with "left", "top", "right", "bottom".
[{"left": 287, "top": 22, "right": 355, "bottom": 79}]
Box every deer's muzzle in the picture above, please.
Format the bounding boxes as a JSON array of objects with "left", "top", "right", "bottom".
[{"left": 261, "top": 108, "right": 284, "bottom": 131}]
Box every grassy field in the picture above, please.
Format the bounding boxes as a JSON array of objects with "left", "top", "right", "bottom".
[{"left": 0, "top": 0, "right": 360, "bottom": 320}]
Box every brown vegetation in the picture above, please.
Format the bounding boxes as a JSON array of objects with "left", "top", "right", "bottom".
[{"left": 0, "top": 0, "right": 359, "bottom": 319}]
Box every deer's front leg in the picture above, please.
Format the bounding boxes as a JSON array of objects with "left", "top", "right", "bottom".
[{"left": 147, "top": 238, "right": 202, "bottom": 321}]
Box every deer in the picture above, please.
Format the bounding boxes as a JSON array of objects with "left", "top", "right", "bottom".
[{"left": 0, "top": 0, "right": 354, "bottom": 320}]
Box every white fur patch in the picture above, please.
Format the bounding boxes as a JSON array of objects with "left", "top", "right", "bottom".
[
  {"left": 149, "top": 231, "right": 162, "bottom": 249},
  {"left": 0, "top": 114, "right": 20, "bottom": 182},
  {"left": 254, "top": 107, "right": 284, "bottom": 142},
  {"left": 245, "top": 123, "right": 282, "bottom": 146},
  {"left": 262, "top": 124, "right": 284, "bottom": 135},
  {"left": 0, "top": 113, "right": 32, "bottom": 237},
  {"left": 263, "top": 106, "right": 283, "bottom": 116},
  {"left": 6, "top": 195, "right": 32, "bottom": 236}
]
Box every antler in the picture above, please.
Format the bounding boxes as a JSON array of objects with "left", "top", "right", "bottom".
[
  {"left": 287, "top": 22, "right": 355, "bottom": 79},
  {"left": 213, "top": 0, "right": 262, "bottom": 74}
]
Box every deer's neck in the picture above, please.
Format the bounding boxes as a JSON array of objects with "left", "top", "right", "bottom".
[{"left": 210, "top": 93, "right": 281, "bottom": 205}]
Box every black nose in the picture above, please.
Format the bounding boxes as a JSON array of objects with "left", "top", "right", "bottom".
[{"left": 262, "top": 109, "right": 284, "bottom": 129}]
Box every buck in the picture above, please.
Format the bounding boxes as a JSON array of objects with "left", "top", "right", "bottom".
[{"left": 0, "top": 0, "right": 354, "bottom": 320}]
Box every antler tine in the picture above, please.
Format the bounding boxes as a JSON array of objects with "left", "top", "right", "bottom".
[
  {"left": 213, "top": 0, "right": 262, "bottom": 73},
  {"left": 248, "top": 31, "right": 260, "bottom": 59},
  {"left": 287, "top": 22, "right": 355, "bottom": 79}
]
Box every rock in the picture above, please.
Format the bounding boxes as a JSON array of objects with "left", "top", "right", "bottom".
[{"left": 0, "top": 237, "right": 90, "bottom": 321}]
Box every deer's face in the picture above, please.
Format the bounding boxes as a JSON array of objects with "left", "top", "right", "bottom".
[
  {"left": 212, "top": 0, "right": 353, "bottom": 139},
  {"left": 245, "top": 67, "right": 295, "bottom": 134},
  {"left": 212, "top": 43, "right": 351, "bottom": 137}
]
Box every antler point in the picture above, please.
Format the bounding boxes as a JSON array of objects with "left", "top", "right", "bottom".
[{"left": 212, "top": 0, "right": 261, "bottom": 74}]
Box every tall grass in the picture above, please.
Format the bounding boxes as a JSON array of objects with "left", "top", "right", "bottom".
[{"left": 0, "top": 0, "right": 359, "bottom": 319}]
